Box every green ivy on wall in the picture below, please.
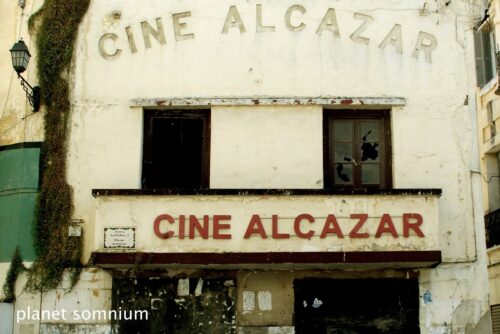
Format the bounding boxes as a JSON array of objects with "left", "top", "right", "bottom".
[
  {"left": 25, "top": 0, "right": 90, "bottom": 293},
  {"left": 1, "top": 248, "right": 25, "bottom": 302}
]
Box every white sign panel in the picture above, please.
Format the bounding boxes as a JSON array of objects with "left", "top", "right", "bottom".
[
  {"left": 95, "top": 194, "right": 440, "bottom": 253},
  {"left": 104, "top": 227, "right": 136, "bottom": 248}
]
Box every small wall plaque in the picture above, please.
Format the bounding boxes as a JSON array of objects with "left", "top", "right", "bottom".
[
  {"left": 104, "top": 227, "right": 135, "bottom": 248},
  {"left": 68, "top": 225, "right": 82, "bottom": 237}
]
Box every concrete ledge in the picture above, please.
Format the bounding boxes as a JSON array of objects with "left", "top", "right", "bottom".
[
  {"left": 89, "top": 251, "right": 442, "bottom": 269},
  {"left": 92, "top": 188, "right": 442, "bottom": 197},
  {"left": 130, "top": 96, "right": 406, "bottom": 108}
]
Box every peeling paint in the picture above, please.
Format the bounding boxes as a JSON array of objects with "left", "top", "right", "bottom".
[{"left": 423, "top": 290, "right": 432, "bottom": 304}]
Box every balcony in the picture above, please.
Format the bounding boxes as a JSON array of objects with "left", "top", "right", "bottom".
[{"left": 90, "top": 188, "right": 442, "bottom": 269}]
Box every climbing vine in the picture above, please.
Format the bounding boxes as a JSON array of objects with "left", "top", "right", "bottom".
[
  {"left": 2, "top": 248, "right": 25, "bottom": 302},
  {"left": 25, "top": 0, "right": 90, "bottom": 293}
]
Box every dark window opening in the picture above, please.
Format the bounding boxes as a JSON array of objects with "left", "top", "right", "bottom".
[
  {"left": 324, "top": 110, "right": 391, "bottom": 189},
  {"left": 142, "top": 110, "right": 210, "bottom": 189},
  {"left": 294, "top": 278, "right": 420, "bottom": 334},
  {"left": 485, "top": 208, "right": 500, "bottom": 248}
]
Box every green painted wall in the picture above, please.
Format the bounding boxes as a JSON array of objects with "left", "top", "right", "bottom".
[{"left": 0, "top": 144, "right": 41, "bottom": 262}]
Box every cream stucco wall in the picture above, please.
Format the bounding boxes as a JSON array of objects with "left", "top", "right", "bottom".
[
  {"left": 11, "top": 269, "right": 112, "bottom": 334},
  {"left": 211, "top": 105, "right": 323, "bottom": 188},
  {"left": 0, "top": 263, "right": 11, "bottom": 302}
]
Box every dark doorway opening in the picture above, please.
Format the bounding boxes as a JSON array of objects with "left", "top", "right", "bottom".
[
  {"left": 294, "top": 278, "right": 419, "bottom": 334},
  {"left": 112, "top": 275, "right": 235, "bottom": 334}
]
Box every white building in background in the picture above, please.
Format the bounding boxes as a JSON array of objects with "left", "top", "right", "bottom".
[
  {"left": 475, "top": 0, "right": 500, "bottom": 332},
  {"left": 0, "top": 0, "right": 496, "bottom": 333}
]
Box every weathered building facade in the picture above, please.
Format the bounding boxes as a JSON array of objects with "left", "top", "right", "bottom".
[{"left": 0, "top": 0, "right": 495, "bottom": 333}]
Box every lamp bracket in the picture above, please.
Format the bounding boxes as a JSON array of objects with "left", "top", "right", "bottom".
[{"left": 17, "top": 73, "right": 40, "bottom": 112}]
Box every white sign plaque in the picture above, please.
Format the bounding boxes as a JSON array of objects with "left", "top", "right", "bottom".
[{"left": 104, "top": 227, "right": 135, "bottom": 248}]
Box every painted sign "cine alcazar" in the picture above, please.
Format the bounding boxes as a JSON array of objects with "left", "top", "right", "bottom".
[
  {"left": 94, "top": 193, "right": 440, "bottom": 253},
  {"left": 153, "top": 213, "right": 425, "bottom": 240},
  {"left": 97, "top": 4, "right": 438, "bottom": 63}
]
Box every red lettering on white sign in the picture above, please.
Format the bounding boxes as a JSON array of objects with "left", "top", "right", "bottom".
[{"left": 152, "top": 213, "right": 426, "bottom": 240}]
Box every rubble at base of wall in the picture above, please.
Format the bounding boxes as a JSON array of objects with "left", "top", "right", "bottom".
[
  {"left": 39, "top": 324, "right": 112, "bottom": 334},
  {"left": 238, "top": 326, "right": 295, "bottom": 334},
  {"left": 38, "top": 324, "right": 293, "bottom": 334}
]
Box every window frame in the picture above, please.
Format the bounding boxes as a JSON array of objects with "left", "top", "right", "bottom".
[
  {"left": 142, "top": 109, "right": 211, "bottom": 189},
  {"left": 474, "top": 22, "right": 497, "bottom": 88},
  {"left": 323, "top": 109, "right": 392, "bottom": 190}
]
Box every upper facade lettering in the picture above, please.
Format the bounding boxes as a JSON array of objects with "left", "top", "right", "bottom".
[{"left": 98, "top": 4, "right": 438, "bottom": 63}]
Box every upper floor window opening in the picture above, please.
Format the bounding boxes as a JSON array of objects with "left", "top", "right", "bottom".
[
  {"left": 324, "top": 110, "right": 392, "bottom": 190},
  {"left": 142, "top": 110, "right": 210, "bottom": 189}
]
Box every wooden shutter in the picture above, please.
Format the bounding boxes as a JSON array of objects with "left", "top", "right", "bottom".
[
  {"left": 475, "top": 30, "right": 496, "bottom": 87},
  {"left": 492, "top": 304, "right": 500, "bottom": 334},
  {"left": 475, "top": 31, "right": 486, "bottom": 87}
]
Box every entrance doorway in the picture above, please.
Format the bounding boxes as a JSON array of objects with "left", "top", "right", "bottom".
[
  {"left": 112, "top": 275, "right": 236, "bottom": 334},
  {"left": 294, "top": 278, "right": 420, "bottom": 334}
]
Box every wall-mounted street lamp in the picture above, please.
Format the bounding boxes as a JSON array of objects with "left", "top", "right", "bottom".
[{"left": 10, "top": 39, "right": 40, "bottom": 112}]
